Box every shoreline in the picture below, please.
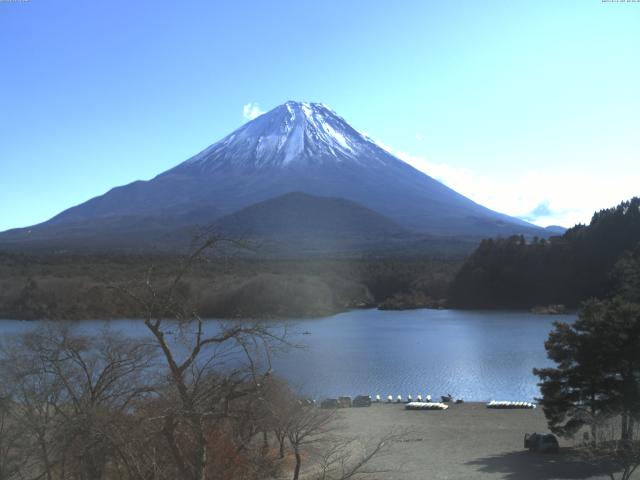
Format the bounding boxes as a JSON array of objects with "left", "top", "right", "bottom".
[{"left": 0, "top": 306, "right": 579, "bottom": 322}]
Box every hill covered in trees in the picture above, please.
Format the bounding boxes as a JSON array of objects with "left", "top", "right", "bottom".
[{"left": 449, "top": 198, "right": 640, "bottom": 309}]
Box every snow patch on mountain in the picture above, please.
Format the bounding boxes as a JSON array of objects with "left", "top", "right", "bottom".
[{"left": 179, "top": 101, "right": 393, "bottom": 172}]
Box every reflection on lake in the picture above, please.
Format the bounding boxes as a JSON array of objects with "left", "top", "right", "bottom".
[{"left": 0, "top": 308, "right": 574, "bottom": 401}]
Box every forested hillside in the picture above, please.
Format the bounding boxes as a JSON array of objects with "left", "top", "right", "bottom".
[
  {"left": 449, "top": 198, "right": 640, "bottom": 309},
  {"left": 0, "top": 253, "right": 460, "bottom": 320}
]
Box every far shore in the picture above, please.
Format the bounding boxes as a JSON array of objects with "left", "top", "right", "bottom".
[{"left": 0, "top": 305, "right": 580, "bottom": 322}]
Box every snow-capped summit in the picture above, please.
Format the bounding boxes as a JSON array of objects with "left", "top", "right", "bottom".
[{"left": 176, "top": 101, "right": 391, "bottom": 172}]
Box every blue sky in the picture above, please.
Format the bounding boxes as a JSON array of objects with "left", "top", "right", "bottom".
[{"left": 1, "top": 0, "right": 638, "bottom": 231}]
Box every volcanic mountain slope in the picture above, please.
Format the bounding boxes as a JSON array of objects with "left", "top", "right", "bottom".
[
  {"left": 212, "top": 192, "right": 410, "bottom": 256},
  {"left": 212, "top": 192, "right": 484, "bottom": 257},
  {"left": 216, "top": 192, "right": 408, "bottom": 239},
  {"left": 0, "top": 101, "right": 546, "bottom": 251}
]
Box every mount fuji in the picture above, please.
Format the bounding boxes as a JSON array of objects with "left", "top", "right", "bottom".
[{"left": 0, "top": 101, "right": 546, "bottom": 252}]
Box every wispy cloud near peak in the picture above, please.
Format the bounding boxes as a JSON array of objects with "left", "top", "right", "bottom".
[
  {"left": 242, "top": 102, "right": 264, "bottom": 121},
  {"left": 522, "top": 201, "right": 554, "bottom": 221}
]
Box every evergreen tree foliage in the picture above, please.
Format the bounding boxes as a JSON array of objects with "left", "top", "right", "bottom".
[
  {"left": 450, "top": 197, "right": 640, "bottom": 308},
  {"left": 534, "top": 299, "right": 640, "bottom": 440}
]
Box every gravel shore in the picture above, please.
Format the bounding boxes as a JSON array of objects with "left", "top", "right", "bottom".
[{"left": 329, "top": 402, "right": 616, "bottom": 480}]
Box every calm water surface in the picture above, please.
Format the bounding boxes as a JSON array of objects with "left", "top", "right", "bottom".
[{"left": 0, "top": 309, "right": 574, "bottom": 402}]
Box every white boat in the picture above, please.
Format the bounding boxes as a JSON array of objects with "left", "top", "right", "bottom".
[
  {"left": 486, "top": 400, "right": 536, "bottom": 409},
  {"left": 405, "top": 402, "right": 449, "bottom": 411}
]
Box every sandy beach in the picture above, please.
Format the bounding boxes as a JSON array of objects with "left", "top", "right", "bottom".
[{"left": 328, "top": 402, "right": 617, "bottom": 480}]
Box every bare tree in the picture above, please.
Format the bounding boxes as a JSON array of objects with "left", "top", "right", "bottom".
[
  {"left": 0, "top": 323, "right": 158, "bottom": 480},
  {"left": 285, "top": 402, "right": 336, "bottom": 480},
  {"left": 0, "top": 349, "right": 60, "bottom": 480},
  {"left": 283, "top": 399, "right": 403, "bottom": 480},
  {"left": 314, "top": 432, "right": 401, "bottom": 480},
  {"left": 0, "top": 396, "right": 25, "bottom": 480},
  {"left": 117, "top": 234, "right": 289, "bottom": 480},
  {"left": 262, "top": 377, "right": 296, "bottom": 460}
]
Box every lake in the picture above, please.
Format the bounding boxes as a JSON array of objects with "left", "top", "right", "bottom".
[{"left": 0, "top": 308, "right": 574, "bottom": 402}]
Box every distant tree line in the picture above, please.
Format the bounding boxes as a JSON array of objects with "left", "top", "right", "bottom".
[
  {"left": 449, "top": 197, "right": 640, "bottom": 309},
  {"left": 0, "top": 252, "right": 461, "bottom": 320}
]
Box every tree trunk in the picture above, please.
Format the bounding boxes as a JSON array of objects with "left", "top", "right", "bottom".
[
  {"left": 37, "top": 434, "right": 53, "bottom": 480},
  {"left": 274, "top": 430, "right": 286, "bottom": 459},
  {"left": 292, "top": 447, "right": 301, "bottom": 480},
  {"left": 590, "top": 404, "right": 598, "bottom": 446},
  {"left": 195, "top": 419, "right": 207, "bottom": 480},
  {"left": 162, "top": 415, "right": 189, "bottom": 479}
]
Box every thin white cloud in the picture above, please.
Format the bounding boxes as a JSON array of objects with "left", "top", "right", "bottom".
[
  {"left": 371, "top": 139, "right": 638, "bottom": 229},
  {"left": 522, "top": 201, "right": 554, "bottom": 221},
  {"left": 520, "top": 201, "right": 576, "bottom": 227},
  {"left": 242, "top": 102, "right": 265, "bottom": 121}
]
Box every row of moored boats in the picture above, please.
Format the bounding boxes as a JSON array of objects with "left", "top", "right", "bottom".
[
  {"left": 323, "top": 394, "right": 536, "bottom": 411},
  {"left": 374, "top": 396, "right": 537, "bottom": 410},
  {"left": 486, "top": 400, "right": 536, "bottom": 409},
  {"left": 377, "top": 394, "right": 435, "bottom": 403}
]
